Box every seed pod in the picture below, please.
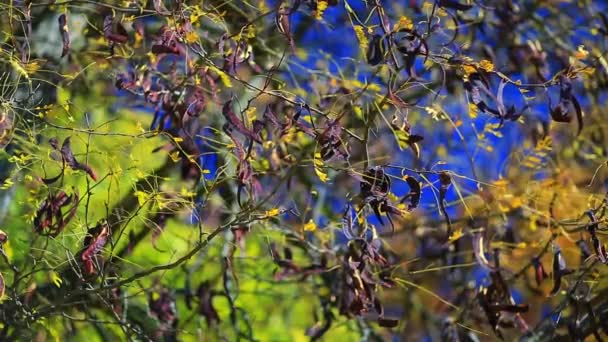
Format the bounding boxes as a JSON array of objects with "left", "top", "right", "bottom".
[
  {"left": 366, "top": 34, "right": 386, "bottom": 66},
  {"left": 0, "top": 111, "right": 13, "bottom": 149}
]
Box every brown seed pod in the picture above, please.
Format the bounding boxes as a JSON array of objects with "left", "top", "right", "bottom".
[{"left": 0, "top": 111, "right": 14, "bottom": 149}]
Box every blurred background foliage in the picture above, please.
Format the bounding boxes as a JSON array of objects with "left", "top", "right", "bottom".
[{"left": 0, "top": 0, "right": 607, "bottom": 341}]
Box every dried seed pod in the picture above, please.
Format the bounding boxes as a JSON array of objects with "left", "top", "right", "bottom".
[{"left": 0, "top": 111, "right": 14, "bottom": 149}]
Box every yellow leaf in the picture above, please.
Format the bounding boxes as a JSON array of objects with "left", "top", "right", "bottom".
[
  {"left": 265, "top": 208, "right": 280, "bottom": 217},
  {"left": 208, "top": 65, "right": 232, "bottom": 88},
  {"left": 24, "top": 61, "right": 41, "bottom": 74},
  {"left": 314, "top": 151, "right": 328, "bottom": 182},
  {"left": 478, "top": 59, "right": 494, "bottom": 72},
  {"left": 0, "top": 179, "right": 13, "bottom": 190},
  {"left": 462, "top": 64, "right": 476, "bottom": 75},
  {"left": 468, "top": 103, "right": 478, "bottom": 119},
  {"left": 185, "top": 31, "right": 199, "bottom": 44},
  {"left": 493, "top": 178, "right": 508, "bottom": 188},
  {"left": 353, "top": 25, "right": 369, "bottom": 55},
  {"left": 509, "top": 196, "right": 523, "bottom": 209},
  {"left": 303, "top": 219, "right": 317, "bottom": 232},
  {"left": 448, "top": 228, "right": 464, "bottom": 243},
  {"left": 315, "top": 0, "right": 328, "bottom": 20},
  {"left": 394, "top": 16, "right": 413, "bottom": 31},
  {"left": 529, "top": 214, "right": 538, "bottom": 231},
  {"left": 134, "top": 191, "right": 149, "bottom": 206},
  {"left": 578, "top": 67, "right": 596, "bottom": 76},
  {"left": 353, "top": 105, "right": 363, "bottom": 120},
  {"left": 51, "top": 271, "right": 63, "bottom": 288},
  {"left": 245, "top": 107, "right": 257, "bottom": 126},
  {"left": 2, "top": 241, "right": 12, "bottom": 261},
  {"left": 574, "top": 45, "right": 589, "bottom": 59},
  {"left": 169, "top": 151, "right": 181, "bottom": 162},
  {"left": 260, "top": 0, "right": 269, "bottom": 13}
]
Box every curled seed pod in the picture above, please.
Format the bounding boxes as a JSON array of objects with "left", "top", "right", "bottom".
[
  {"left": 0, "top": 111, "right": 13, "bottom": 150},
  {"left": 366, "top": 34, "right": 386, "bottom": 66}
]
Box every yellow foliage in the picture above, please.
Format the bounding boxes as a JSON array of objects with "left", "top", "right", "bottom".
[
  {"left": 574, "top": 45, "right": 589, "bottom": 59},
  {"left": 315, "top": 1, "right": 328, "bottom": 20},
  {"left": 448, "top": 228, "right": 464, "bottom": 243},
  {"left": 478, "top": 59, "right": 495, "bottom": 72},
  {"left": 314, "top": 151, "right": 328, "bottom": 182},
  {"left": 353, "top": 25, "right": 369, "bottom": 55},
  {"left": 185, "top": 31, "right": 199, "bottom": 44},
  {"left": 303, "top": 219, "right": 317, "bottom": 232},
  {"left": 468, "top": 103, "right": 478, "bottom": 119},
  {"left": 394, "top": 16, "right": 413, "bottom": 31},
  {"left": 265, "top": 208, "right": 280, "bottom": 217},
  {"left": 208, "top": 65, "right": 233, "bottom": 88}
]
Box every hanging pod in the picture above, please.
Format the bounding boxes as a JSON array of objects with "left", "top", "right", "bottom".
[{"left": 366, "top": 34, "right": 386, "bottom": 66}]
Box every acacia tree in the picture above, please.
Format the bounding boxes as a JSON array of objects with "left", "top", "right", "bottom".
[{"left": 0, "top": 0, "right": 607, "bottom": 340}]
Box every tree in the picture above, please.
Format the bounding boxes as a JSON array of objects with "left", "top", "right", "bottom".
[{"left": 0, "top": 0, "right": 607, "bottom": 340}]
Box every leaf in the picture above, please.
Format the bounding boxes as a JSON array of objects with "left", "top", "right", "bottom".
[
  {"left": 478, "top": 59, "right": 494, "bottom": 72},
  {"left": 303, "top": 219, "right": 317, "bottom": 232},
  {"left": 391, "top": 115, "right": 423, "bottom": 157},
  {"left": 265, "top": 208, "right": 280, "bottom": 217},
  {"left": 51, "top": 271, "right": 63, "bottom": 288},
  {"left": 353, "top": 25, "right": 369, "bottom": 55},
  {"left": 468, "top": 103, "right": 479, "bottom": 118},
  {"left": 394, "top": 16, "right": 413, "bottom": 31},
  {"left": 315, "top": 0, "right": 328, "bottom": 20},
  {"left": 314, "top": 150, "right": 328, "bottom": 182},
  {"left": 208, "top": 65, "right": 233, "bottom": 88}
]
